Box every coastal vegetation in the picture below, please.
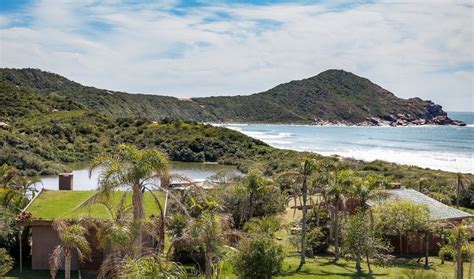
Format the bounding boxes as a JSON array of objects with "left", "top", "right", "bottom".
[
  {"left": 0, "top": 68, "right": 472, "bottom": 278},
  {"left": 0, "top": 71, "right": 472, "bottom": 210},
  {"left": 2, "top": 155, "right": 473, "bottom": 278},
  {"left": 1, "top": 68, "right": 463, "bottom": 126}
]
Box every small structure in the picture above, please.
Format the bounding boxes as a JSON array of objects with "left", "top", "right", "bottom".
[
  {"left": 58, "top": 173, "right": 73, "bottom": 190},
  {"left": 367, "top": 187, "right": 473, "bottom": 255},
  {"left": 368, "top": 188, "right": 473, "bottom": 222},
  {"left": 17, "top": 175, "right": 167, "bottom": 271},
  {"left": 289, "top": 188, "right": 473, "bottom": 255}
]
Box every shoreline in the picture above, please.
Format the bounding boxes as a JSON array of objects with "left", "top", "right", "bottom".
[
  {"left": 212, "top": 123, "right": 474, "bottom": 174},
  {"left": 210, "top": 122, "right": 473, "bottom": 128}
]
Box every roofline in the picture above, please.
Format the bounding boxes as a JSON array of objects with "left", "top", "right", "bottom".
[
  {"left": 22, "top": 188, "right": 44, "bottom": 213},
  {"left": 431, "top": 216, "right": 474, "bottom": 222},
  {"left": 22, "top": 189, "right": 167, "bottom": 223}
]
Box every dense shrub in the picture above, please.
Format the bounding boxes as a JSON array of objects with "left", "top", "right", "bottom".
[
  {"left": 232, "top": 236, "right": 285, "bottom": 279},
  {"left": 439, "top": 245, "right": 472, "bottom": 262},
  {"left": 220, "top": 175, "right": 287, "bottom": 229},
  {"left": 0, "top": 248, "right": 14, "bottom": 276},
  {"left": 307, "top": 227, "right": 330, "bottom": 255}
]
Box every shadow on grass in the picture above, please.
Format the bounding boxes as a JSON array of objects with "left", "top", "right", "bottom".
[
  {"left": 279, "top": 259, "right": 388, "bottom": 278},
  {"left": 6, "top": 263, "right": 97, "bottom": 279},
  {"left": 280, "top": 268, "right": 385, "bottom": 279}
]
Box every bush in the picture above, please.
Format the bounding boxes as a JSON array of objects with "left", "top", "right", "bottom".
[
  {"left": 306, "top": 227, "right": 330, "bottom": 255},
  {"left": 0, "top": 248, "right": 14, "bottom": 276},
  {"left": 439, "top": 245, "right": 472, "bottom": 262},
  {"left": 232, "top": 236, "right": 285, "bottom": 279}
]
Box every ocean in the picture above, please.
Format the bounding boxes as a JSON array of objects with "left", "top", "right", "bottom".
[{"left": 221, "top": 112, "right": 474, "bottom": 174}]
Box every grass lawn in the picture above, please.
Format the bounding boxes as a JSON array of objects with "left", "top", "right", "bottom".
[
  {"left": 5, "top": 266, "right": 97, "bottom": 279},
  {"left": 25, "top": 189, "right": 166, "bottom": 220},
  {"left": 214, "top": 254, "right": 468, "bottom": 279},
  {"left": 9, "top": 193, "right": 471, "bottom": 278}
]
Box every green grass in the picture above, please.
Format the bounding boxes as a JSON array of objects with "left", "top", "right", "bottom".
[
  {"left": 25, "top": 190, "right": 166, "bottom": 220},
  {"left": 211, "top": 203, "right": 467, "bottom": 279},
  {"left": 5, "top": 266, "right": 96, "bottom": 279},
  {"left": 214, "top": 255, "right": 467, "bottom": 279}
]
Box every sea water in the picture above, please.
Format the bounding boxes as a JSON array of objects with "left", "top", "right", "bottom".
[{"left": 222, "top": 112, "right": 474, "bottom": 174}]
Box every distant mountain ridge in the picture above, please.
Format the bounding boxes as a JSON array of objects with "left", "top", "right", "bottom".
[{"left": 0, "top": 68, "right": 464, "bottom": 126}]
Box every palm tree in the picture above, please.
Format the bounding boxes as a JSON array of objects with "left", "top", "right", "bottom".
[
  {"left": 455, "top": 173, "right": 466, "bottom": 208},
  {"left": 87, "top": 144, "right": 170, "bottom": 248},
  {"left": 194, "top": 212, "right": 224, "bottom": 279},
  {"left": 319, "top": 164, "right": 353, "bottom": 261},
  {"left": 118, "top": 255, "right": 188, "bottom": 279},
  {"left": 93, "top": 193, "right": 134, "bottom": 278},
  {"left": 349, "top": 173, "right": 388, "bottom": 212},
  {"left": 0, "top": 164, "right": 39, "bottom": 210},
  {"left": 49, "top": 220, "right": 91, "bottom": 279},
  {"left": 281, "top": 158, "right": 317, "bottom": 271},
  {"left": 170, "top": 191, "right": 229, "bottom": 279},
  {"left": 442, "top": 223, "right": 472, "bottom": 279},
  {"left": 348, "top": 173, "right": 389, "bottom": 272},
  {"left": 244, "top": 215, "right": 282, "bottom": 238},
  {"left": 243, "top": 170, "right": 269, "bottom": 223}
]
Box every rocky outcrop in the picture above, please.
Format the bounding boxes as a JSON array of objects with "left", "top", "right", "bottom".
[
  {"left": 362, "top": 114, "right": 466, "bottom": 127},
  {"left": 312, "top": 114, "right": 466, "bottom": 127},
  {"left": 0, "top": 122, "right": 9, "bottom": 129}
]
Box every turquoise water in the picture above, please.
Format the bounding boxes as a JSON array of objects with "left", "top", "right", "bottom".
[{"left": 222, "top": 112, "right": 474, "bottom": 173}]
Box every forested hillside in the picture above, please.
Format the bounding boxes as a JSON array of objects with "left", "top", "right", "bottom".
[
  {"left": 0, "top": 80, "right": 269, "bottom": 176},
  {"left": 0, "top": 68, "right": 462, "bottom": 125},
  {"left": 0, "top": 73, "right": 471, "bottom": 209}
]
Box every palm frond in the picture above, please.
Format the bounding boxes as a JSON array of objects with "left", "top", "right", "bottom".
[{"left": 49, "top": 245, "right": 64, "bottom": 279}]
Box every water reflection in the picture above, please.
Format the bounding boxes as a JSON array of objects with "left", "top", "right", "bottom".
[{"left": 39, "top": 162, "right": 238, "bottom": 190}]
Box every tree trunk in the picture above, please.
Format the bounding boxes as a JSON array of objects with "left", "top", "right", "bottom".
[
  {"left": 316, "top": 204, "right": 320, "bottom": 226},
  {"left": 334, "top": 200, "right": 340, "bottom": 261},
  {"left": 216, "top": 261, "right": 221, "bottom": 279},
  {"left": 424, "top": 233, "right": 429, "bottom": 268},
  {"left": 248, "top": 191, "right": 255, "bottom": 221},
  {"left": 366, "top": 253, "right": 372, "bottom": 273},
  {"left": 456, "top": 176, "right": 460, "bottom": 208},
  {"left": 440, "top": 228, "right": 445, "bottom": 264},
  {"left": 456, "top": 230, "right": 463, "bottom": 279},
  {"left": 399, "top": 234, "right": 403, "bottom": 256},
  {"left": 205, "top": 251, "right": 213, "bottom": 279},
  {"left": 355, "top": 257, "right": 362, "bottom": 273},
  {"left": 329, "top": 210, "right": 334, "bottom": 241},
  {"left": 65, "top": 251, "right": 71, "bottom": 279},
  {"left": 297, "top": 177, "right": 308, "bottom": 271},
  {"left": 132, "top": 184, "right": 145, "bottom": 249}
]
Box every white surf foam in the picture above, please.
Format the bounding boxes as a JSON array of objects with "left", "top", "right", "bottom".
[{"left": 228, "top": 124, "right": 474, "bottom": 174}]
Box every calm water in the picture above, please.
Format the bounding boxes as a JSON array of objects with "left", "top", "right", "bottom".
[
  {"left": 222, "top": 112, "right": 474, "bottom": 174},
  {"left": 39, "top": 162, "right": 237, "bottom": 190}
]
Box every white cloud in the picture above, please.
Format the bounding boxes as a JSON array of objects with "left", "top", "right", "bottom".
[{"left": 0, "top": 0, "right": 472, "bottom": 111}]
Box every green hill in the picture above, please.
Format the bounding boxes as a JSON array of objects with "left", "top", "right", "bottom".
[
  {"left": 0, "top": 69, "right": 471, "bottom": 210},
  {"left": 0, "top": 68, "right": 463, "bottom": 126},
  {"left": 0, "top": 80, "right": 270, "bottom": 176}
]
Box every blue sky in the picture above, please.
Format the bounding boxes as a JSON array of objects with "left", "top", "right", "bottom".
[{"left": 0, "top": 0, "right": 472, "bottom": 111}]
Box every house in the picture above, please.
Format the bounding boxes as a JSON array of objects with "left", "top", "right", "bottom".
[
  {"left": 17, "top": 174, "right": 167, "bottom": 271},
  {"left": 367, "top": 187, "right": 473, "bottom": 255},
  {"left": 289, "top": 187, "right": 473, "bottom": 255}
]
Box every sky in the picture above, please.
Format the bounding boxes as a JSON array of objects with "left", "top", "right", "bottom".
[{"left": 0, "top": 0, "right": 473, "bottom": 111}]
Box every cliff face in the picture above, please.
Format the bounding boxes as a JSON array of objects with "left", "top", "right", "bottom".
[{"left": 0, "top": 68, "right": 464, "bottom": 126}]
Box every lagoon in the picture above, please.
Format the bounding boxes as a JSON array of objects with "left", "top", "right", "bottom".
[{"left": 39, "top": 161, "right": 238, "bottom": 190}]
